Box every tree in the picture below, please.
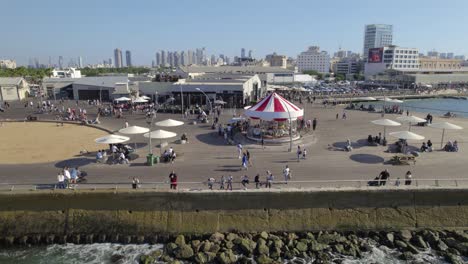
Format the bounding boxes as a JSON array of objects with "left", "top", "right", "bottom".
[{"left": 303, "top": 70, "right": 323, "bottom": 80}]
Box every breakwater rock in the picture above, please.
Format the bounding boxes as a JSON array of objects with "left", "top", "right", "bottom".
[{"left": 131, "top": 230, "right": 468, "bottom": 264}]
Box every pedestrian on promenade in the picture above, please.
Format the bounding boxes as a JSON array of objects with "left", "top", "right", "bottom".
[
  {"left": 226, "top": 175, "right": 233, "bottom": 191},
  {"left": 336, "top": 113, "right": 339, "bottom": 120},
  {"left": 246, "top": 149, "right": 251, "bottom": 166},
  {"left": 395, "top": 177, "right": 401, "bottom": 186},
  {"left": 266, "top": 171, "right": 274, "bottom": 189},
  {"left": 302, "top": 148, "right": 307, "bottom": 159},
  {"left": 342, "top": 111, "right": 347, "bottom": 120},
  {"left": 208, "top": 177, "right": 215, "bottom": 190},
  {"left": 405, "top": 171, "right": 412, "bottom": 185},
  {"left": 237, "top": 143, "right": 243, "bottom": 159},
  {"left": 254, "top": 174, "right": 260, "bottom": 189},
  {"left": 283, "top": 165, "right": 290, "bottom": 183},
  {"left": 296, "top": 146, "right": 302, "bottom": 162},
  {"left": 406, "top": 110, "right": 409, "bottom": 116},
  {"left": 63, "top": 167, "right": 71, "bottom": 188},
  {"left": 241, "top": 175, "right": 249, "bottom": 190},
  {"left": 242, "top": 153, "right": 248, "bottom": 170},
  {"left": 169, "top": 171, "right": 177, "bottom": 190},
  {"left": 220, "top": 175, "right": 226, "bottom": 190},
  {"left": 261, "top": 136, "right": 265, "bottom": 149},
  {"left": 132, "top": 177, "right": 140, "bottom": 189},
  {"left": 312, "top": 118, "right": 317, "bottom": 131},
  {"left": 379, "top": 169, "right": 390, "bottom": 186},
  {"left": 57, "top": 172, "right": 65, "bottom": 189}
]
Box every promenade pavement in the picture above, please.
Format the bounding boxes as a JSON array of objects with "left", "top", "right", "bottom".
[{"left": 1, "top": 98, "right": 467, "bottom": 190}]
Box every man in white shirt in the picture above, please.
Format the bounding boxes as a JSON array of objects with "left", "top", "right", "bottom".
[
  {"left": 63, "top": 167, "right": 71, "bottom": 188},
  {"left": 57, "top": 173, "right": 65, "bottom": 189},
  {"left": 237, "top": 144, "right": 243, "bottom": 159},
  {"left": 283, "top": 165, "right": 290, "bottom": 183},
  {"left": 119, "top": 152, "right": 129, "bottom": 164}
]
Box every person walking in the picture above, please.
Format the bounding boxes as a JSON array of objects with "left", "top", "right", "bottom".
[
  {"left": 296, "top": 146, "right": 302, "bottom": 162},
  {"left": 237, "top": 143, "right": 243, "bottom": 159},
  {"left": 246, "top": 149, "right": 251, "bottom": 166},
  {"left": 283, "top": 165, "right": 290, "bottom": 183},
  {"left": 312, "top": 118, "right": 317, "bottom": 131},
  {"left": 219, "top": 175, "right": 226, "bottom": 190},
  {"left": 57, "top": 172, "right": 65, "bottom": 189},
  {"left": 132, "top": 177, "right": 140, "bottom": 189},
  {"left": 241, "top": 175, "right": 249, "bottom": 190},
  {"left": 241, "top": 153, "right": 248, "bottom": 170},
  {"left": 226, "top": 175, "right": 233, "bottom": 191},
  {"left": 405, "top": 171, "right": 412, "bottom": 185},
  {"left": 379, "top": 169, "right": 390, "bottom": 186},
  {"left": 169, "top": 171, "right": 177, "bottom": 190},
  {"left": 254, "top": 174, "right": 260, "bottom": 189},
  {"left": 302, "top": 148, "right": 307, "bottom": 159},
  {"left": 266, "top": 171, "right": 274, "bottom": 189},
  {"left": 261, "top": 136, "right": 265, "bottom": 149},
  {"left": 207, "top": 177, "right": 215, "bottom": 190},
  {"left": 336, "top": 113, "right": 339, "bottom": 120},
  {"left": 63, "top": 167, "right": 71, "bottom": 189}
]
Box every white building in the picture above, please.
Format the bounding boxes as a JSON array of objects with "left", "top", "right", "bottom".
[
  {"left": 363, "top": 24, "right": 393, "bottom": 60},
  {"left": 333, "top": 58, "right": 360, "bottom": 75},
  {"left": 364, "top": 46, "right": 419, "bottom": 77},
  {"left": 296, "top": 46, "right": 330, "bottom": 73},
  {"left": 265, "top": 53, "right": 287, "bottom": 68},
  {"left": 52, "top": 68, "right": 82, "bottom": 78},
  {"left": 0, "top": 60, "right": 17, "bottom": 69},
  {"left": 0, "top": 77, "right": 29, "bottom": 101}
]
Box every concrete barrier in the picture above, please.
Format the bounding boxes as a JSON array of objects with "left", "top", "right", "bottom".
[{"left": 0, "top": 189, "right": 466, "bottom": 241}]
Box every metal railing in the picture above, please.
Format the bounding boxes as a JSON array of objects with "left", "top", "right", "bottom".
[{"left": 0, "top": 178, "right": 467, "bottom": 192}]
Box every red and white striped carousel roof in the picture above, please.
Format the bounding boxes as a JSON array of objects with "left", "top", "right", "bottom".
[{"left": 244, "top": 92, "right": 304, "bottom": 121}]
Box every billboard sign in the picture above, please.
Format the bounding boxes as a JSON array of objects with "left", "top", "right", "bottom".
[{"left": 368, "top": 48, "right": 383, "bottom": 63}]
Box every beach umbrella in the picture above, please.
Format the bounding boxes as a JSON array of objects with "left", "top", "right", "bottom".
[
  {"left": 389, "top": 131, "right": 425, "bottom": 141},
  {"left": 140, "top": 95, "right": 151, "bottom": 100},
  {"left": 155, "top": 119, "right": 184, "bottom": 127},
  {"left": 429, "top": 122, "right": 463, "bottom": 148},
  {"left": 118, "top": 126, "right": 150, "bottom": 152},
  {"left": 371, "top": 119, "right": 401, "bottom": 138},
  {"left": 133, "top": 97, "right": 149, "bottom": 103},
  {"left": 397, "top": 116, "right": 426, "bottom": 131},
  {"left": 95, "top": 134, "right": 130, "bottom": 144},
  {"left": 143, "top": 130, "right": 177, "bottom": 155},
  {"left": 114, "top": 97, "right": 131, "bottom": 102}
]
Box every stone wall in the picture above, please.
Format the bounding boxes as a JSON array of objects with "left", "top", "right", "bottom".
[{"left": 0, "top": 189, "right": 467, "bottom": 239}]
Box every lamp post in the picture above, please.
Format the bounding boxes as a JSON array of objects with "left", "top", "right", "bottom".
[
  {"left": 99, "top": 82, "right": 103, "bottom": 103},
  {"left": 180, "top": 84, "right": 184, "bottom": 119},
  {"left": 196, "top": 87, "right": 213, "bottom": 121}
]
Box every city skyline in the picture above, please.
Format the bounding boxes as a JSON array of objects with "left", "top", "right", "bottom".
[{"left": 1, "top": 0, "right": 468, "bottom": 66}]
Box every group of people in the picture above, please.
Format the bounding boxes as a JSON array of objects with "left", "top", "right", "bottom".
[
  {"left": 368, "top": 169, "right": 413, "bottom": 187},
  {"left": 209, "top": 170, "right": 277, "bottom": 191},
  {"left": 444, "top": 140, "right": 459, "bottom": 152},
  {"left": 420, "top": 140, "right": 433, "bottom": 152},
  {"left": 367, "top": 133, "right": 387, "bottom": 146},
  {"left": 97, "top": 144, "right": 132, "bottom": 164},
  {"left": 162, "top": 147, "right": 177, "bottom": 163},
  {"left": 56, "top": 166, "right": 82, "bottom": 189}
]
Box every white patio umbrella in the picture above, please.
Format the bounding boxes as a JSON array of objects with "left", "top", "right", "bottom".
[
  {"left": 396, "top": 116, "right": 426, "bottom": 131},
  {"left": 118, "top": 126, "right": 150, "bottom": 152},
  {"left": 114, "top": 97, "right": 131, "bottom": 102},
  {"left": 155, "top": 119, "right": 184, "bottom": 127},
  {"left": 389, "top": 131, "right": 425, "bottom": 141},
  {"left": 371, "top": 119, "right": 401, "bottom": 138},
  {"left": 140, "top": 95, "right": 151, "bottom": 100},
  {"left": 133, "top": 97, "right": 149, "bottom": 103},
  {"left": 429, "top": 122, "right": 463, "bottom": 148},
  {"left": 95, "top": 134, "right": 130, "bottom": 144},
  {"left": 143, "top": 130, "right": 177, "bottom": 155},
  {"left": 214, "top": 100, "right": 227, "bottom": 105}
]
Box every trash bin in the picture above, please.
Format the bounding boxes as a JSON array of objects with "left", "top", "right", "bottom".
[
  {"left": 154, "top": 156, "right": 160, "bottom": 164},
  {"left": 146, "top": 154, "right": 154, "bottom": 166}
]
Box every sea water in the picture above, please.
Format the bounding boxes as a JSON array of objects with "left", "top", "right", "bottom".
[
  {"left": 0, "top": 243, "right": 460, "bottom": 264},
  {"left": 370, "top": 98, "right": 468, "bottom": 117}
]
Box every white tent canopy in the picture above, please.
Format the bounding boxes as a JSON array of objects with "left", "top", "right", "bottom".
[
  {"left": 355, "top": 97, "right": 377, "bottom": 101},
  {"left": 143, "top": 130, "right": 177, "bottom": 139},
  {"left": 114, "top": 97, "right": 131, "bottom": 102},
  {"left": 389, "top": 131, "right": 425, "bottom": 141},
  {"left": 245, "top": 92, "right": 303, "bottom": 121},
  {"left": 371, "top": 119, "right": 401, "bottom": 138},
  {"left": 95, "top": 134, "right": 130, "bottom": 144},
  {"left": 133, "top": 97, "right": 149, "bottom": 103},
  {"left": 155, "top": 119, "right": 184, "bottom": 127},
  {"left": 429, "top": 122, "right": 463, "bottom": 148},
  {"left": 118, "top": 126, "right": 150, "bottom": 135},
  {"left": 140, "top": 95, "right": 151, "bottom": 100}
]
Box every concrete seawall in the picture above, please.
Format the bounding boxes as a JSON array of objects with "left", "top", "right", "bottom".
[{"left": 0, "top": 189, "right": 467, "bottom": 241}]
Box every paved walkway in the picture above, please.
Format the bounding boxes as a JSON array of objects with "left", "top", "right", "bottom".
[{"left": 1, "top": 98, "right": 468, "bottom": 190}]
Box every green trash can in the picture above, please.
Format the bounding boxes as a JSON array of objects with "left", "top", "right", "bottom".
[
  {"left": 146, "top": 154, "right": 154, "bottom": 166},
  {"left": 154, "top": 156, "right": 160, "bottom": 164}
]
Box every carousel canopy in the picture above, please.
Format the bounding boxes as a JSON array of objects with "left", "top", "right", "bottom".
[{"left": 245, "top": 92, "right": 303, "bottom": 121}]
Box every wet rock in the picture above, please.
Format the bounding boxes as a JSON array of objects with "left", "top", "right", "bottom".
[
  {"left": 398, "top": 230, "right": 412, "bottom": 242},
  {"left": 306, "top": 232, "right": 316, "bottom": 240},
  {"left": 226, "top": 233, "right": 238, "bottom": 241},
  {"left": 394, "top": 240, "right": 408, "bottom": 249},
  {"left": 169, "top": 261, "right": 182, "bottom": 264},
  {"left": 317, "top": 232, "right": 345, "bottom": 244},
  {"left": 411, "top": 235, "right": 428, "bottom": 249},
  {"left": 200, "top": 241, "right": 212, "bottom": 252},
  {"left": 209, "top": 232, "right": 225, "bottom": 243},
  {"left": 435, "top": 240, "right": 449, "bottom": 252},
  {"left": 443, "top": 252, "right": 464, "bottom": 264},
  {"left": 72, "top": 234, "right": 81, "bottom": 244},
  {"left": 423, "top": 231, "right": 440, "bottom": 247},
  {"left": 332, "top": 244, "right": 344, "bottom": 254},
  {"left": 174, "top": 244, "right": 194, "bottom": 259},
  {"left": 121, "top": 235, "right": 132, "bottom": 244},
  {"left": 255, "top": 254, "right": 273, "bottom": 264},
  {"left": 191, "top": 240, "right": 201, "bottom": 253},
  {"left": 399, "top": 251, "right": 414, "bottom": 261},
  {"left": 273, "top": 239, "right": 284, "bottom": 249},
  {"left": 385, "top": 232, "right": 395, "bottom": 247},
  {"left": 237, "top": 256, "right": 253, "bottom": 264},
  {"left": 17, "top": 236, "right": 28, "bottom": 245},
  {"left": 175, "top": 235, "right": 185, "bottom": 246},
  {"left": 295, "top": 241, "right": 308, "bottom": 252},
  {"left": 309, "top": 241, "right": 329, "bottom": 252},
  {"left": 97, "top": 234, "right": 106, "bottom": 243},
  {"left": 57, "top": 235, "right": 67, "bottom": 244},
  {"left": 315, "top": 252, "right": 331, "bottom": 263},
  {"left": 165, "top": 242, "right": 178, "bottom": 256},
  {"left": 194, "top": 252, "right": 208, "bottom": 263},
  {"left": 135, "top": 235, "right": 145, "bottom": 244},
  {"left": 259, "top": 231, "right": 269, "bottom": 240},
  {"left": 208, "top": 243, "right": 221, "bottom": 254},
  {"left": 453, "top": 242, "right": 468, "bottom": 256},
  {"left": 447, "top": 248, "right": 461, "bottom": 256},
  {"left": 225, "top": 240, "right": 234, "bottom": 249},
  {"left": 46, "top": 235, "right": 55, "bottom": 244},
  {"left": 452, "top": 230, "right": 468, "bottom": 243},
  {"left": 405, "top": 243, "right": 420, "bottom": 254},
  {"left": 139, "top": 254, "right": 155, "bottom": 264},
  {"left": 110, "top": 254, "right": 125, "bottom": 263},
  {"left": 239, "top": 239, "right": 256, "bottom": 256},
  {"left": 216, "top": 249, "right": 236, "bottom": 264},
  {"left": 85, "top": 234, "right": 94, "bottom": 244},
  {"left": 257, "top": 243, "right": 270, "bottom": 255},
  {"left": 150, "top": 249, "right": 163, "bottom": 258}
]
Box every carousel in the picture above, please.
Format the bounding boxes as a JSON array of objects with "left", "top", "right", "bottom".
[{"left": 244, "top": 92, "right": 304, "bottom": 143}]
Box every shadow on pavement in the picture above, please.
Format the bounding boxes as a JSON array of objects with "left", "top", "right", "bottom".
[
  {"left": 55, "top": 158, "right": 95, "bottom": 168},
  {"left": 349, "top": 154, "right": 384, "bottom": 164},
  {"left": 196, "top": 132, "right": 226, "bottom": 146}
]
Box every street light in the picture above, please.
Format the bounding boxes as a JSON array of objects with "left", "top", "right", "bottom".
[
  {"left": 146, "top": 97, "right": 175, "bottom": 157},
  {"left": 179, "top": 84, "right": 184, "bottom": 119},
  {"left": 195, "top": 87, "right": 213, "bottom": 121}
]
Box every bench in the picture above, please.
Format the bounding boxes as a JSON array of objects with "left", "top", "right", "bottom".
[{"left": 390, "top": 155, "right": 416, "bottom": 165}]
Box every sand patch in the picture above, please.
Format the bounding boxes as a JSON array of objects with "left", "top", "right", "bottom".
[{"left": 0, "top": 122, "right": 108, "bottom": 164}]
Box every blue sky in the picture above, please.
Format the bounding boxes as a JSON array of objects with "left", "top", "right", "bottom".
[{"left": 1, "top": 0, "right": 467, "bottom": 66}]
